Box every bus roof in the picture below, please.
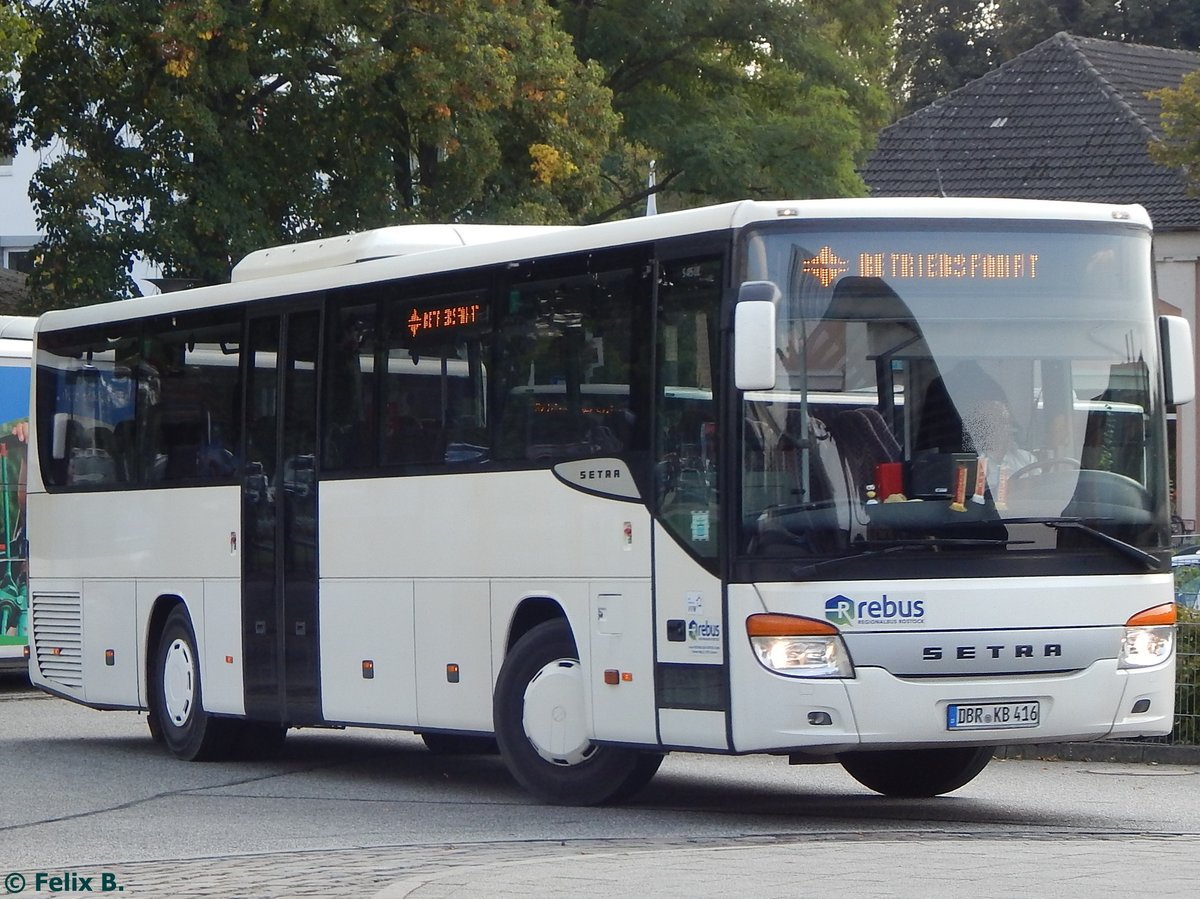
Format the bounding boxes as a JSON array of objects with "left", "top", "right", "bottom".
[
  {"left": 36, "top": 198, "right": 1152, "bottom": 334},
  {"left": 0, "top": 316, "right": 35, "bottom": 341}
]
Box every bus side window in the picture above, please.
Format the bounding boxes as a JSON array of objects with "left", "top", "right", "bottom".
[
  {"left": 655, "top": 258, "right": 720, "bottom": 560},
  {"left": 323, "top": 300, "right": 379, "bottom": 471}
]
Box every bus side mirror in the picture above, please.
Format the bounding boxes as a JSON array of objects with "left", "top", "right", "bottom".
[
  {"left": 734, "top": 281, "right": 780, "bottom": 391},
  {"left": 1159, "top": 314, "right": 1195, "bottom": 406}
]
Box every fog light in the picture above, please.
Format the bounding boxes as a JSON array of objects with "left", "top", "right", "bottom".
[
  {"left": 1131, "top": 699, "right": 1151, "bottom": 714},
  {"left": 808, "top": 711, "right": 833, "bottom": 726}
]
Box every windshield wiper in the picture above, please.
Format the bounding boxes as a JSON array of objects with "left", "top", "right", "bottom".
[
  {"left": 1004, "top": 517, "right": 1162, "bottom": 571},
  {"left": 791, "top": 537, "right": 1032, "bottom": 578}
]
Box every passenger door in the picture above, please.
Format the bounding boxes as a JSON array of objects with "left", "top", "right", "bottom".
[{"left": 241, "top": 307, "right": 322, "bottom": 724}]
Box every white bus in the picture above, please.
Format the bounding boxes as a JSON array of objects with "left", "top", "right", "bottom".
[
  {"left": 26, "top": 200, "right": 1192, "bottom": 803},
  {"left": 0, "top": 316, "right": 34, "bottom": 673}
]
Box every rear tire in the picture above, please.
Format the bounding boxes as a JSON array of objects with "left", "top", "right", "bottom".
[
  {"left": 494, "top": 619, "right": 662, "bottom": 805},
  {"left": 839, "top": 746, "right": 994, "bottom": 797},
  {"left": 151, "top": 606, "right": 237, "bottom": 761}
]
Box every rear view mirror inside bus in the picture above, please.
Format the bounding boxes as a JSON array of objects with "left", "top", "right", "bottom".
[
  {"left": 734, "top": 281, "right": 780, "bottom": 391},
  {"left": 51, "top": 412, "right": 70, "bottom": 461}
]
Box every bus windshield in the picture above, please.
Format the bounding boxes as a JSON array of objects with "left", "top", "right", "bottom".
[{"left": 738, "top": 220, "right": 1169, "bottom": 565}]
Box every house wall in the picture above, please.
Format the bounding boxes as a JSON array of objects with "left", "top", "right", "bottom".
[
  {"left": 1, "top": 142, "right": 159, "bottom": 292},
  {"left": 0, "top": 144, "right": 43, "bottom": 271},
  {"left": 1155, "top": 230, "right": 1200, "bottom": 534}
]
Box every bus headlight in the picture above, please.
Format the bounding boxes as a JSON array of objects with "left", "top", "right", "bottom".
[
  {"left": 1119, "top": 603, "right": 1176, "bottom": 669},
  {"left": 746, "top": 613, "right": 854, "bottom": 678}
]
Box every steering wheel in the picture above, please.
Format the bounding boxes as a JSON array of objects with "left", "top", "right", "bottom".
[{"left": 1010, "top": 457, "right": 1081, "bottom": 480}]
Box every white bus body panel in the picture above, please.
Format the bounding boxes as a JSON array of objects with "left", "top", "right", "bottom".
[
  {"left": 318, "top": 472, "right": 658, "bottom": 743},
  {"left": 27, "top": 487, "right": 241, "bottom": 707},
  {"left": 200, "top": 579, "right": 245, "bottom": 716},
  {"left": 80, "top": 579, "right": 137, "bottom": 707},
  {"left": 728, "top": 576, "right": 1176, "bottom": 752},
  {"left": 414, "top": 579, "right": 493, "bottom": 731},
  {"left": 320, "top": 578, "right": 417, "bottom": 726},
  {"left": 652, "top": 524, "right": 729, "bottom": 750}
]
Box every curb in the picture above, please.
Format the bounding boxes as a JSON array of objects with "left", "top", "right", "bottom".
[{"left": 994, "top": 741, "right": 1200, "bottom": 765}]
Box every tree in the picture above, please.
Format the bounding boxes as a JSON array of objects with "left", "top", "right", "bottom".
[
  {"left": 891, "top": 1, "right": 1200, "bottom": 118},
  {"left": 555, "top": 0, "right": 896, "bottom": 217},
  {"left": 15, "top": 0, "right": 618, "bottom": 306},
  {"left": 0, "top": 1, "right": 36, "bottom": 157},
  {"left": 995, "top": 0, "right": 1200, "bottom": 57},
  {"left": 891, "top": 0, "right": 999, "bottom": 116},
  {"left": 1149, "top": 70, "right": 1200, "bottom": 192},
  {"left": 15, "top": 0, "right": 899, "bottom": 308}
]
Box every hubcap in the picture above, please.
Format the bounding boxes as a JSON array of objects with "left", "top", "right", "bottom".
[
  {"left": 162, "top": 638, "right": 195, "bottom": 727},
  {"left": 521, "top": 658, "right": 596, "bottom": 766}
]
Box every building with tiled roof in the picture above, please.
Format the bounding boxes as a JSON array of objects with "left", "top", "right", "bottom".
[
  {"left": 863, "top": 32, "right": 1200, "bottom": 531},
  {"left": 863, "top": 32, "right": 1200, "bottom": 229}
]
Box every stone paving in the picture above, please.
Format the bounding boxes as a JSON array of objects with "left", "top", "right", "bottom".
[{"left": 16, "top": 831, "right": 1199, "bottom": 898}]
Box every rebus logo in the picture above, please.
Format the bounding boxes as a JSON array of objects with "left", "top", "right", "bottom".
[
  {"left": 825, "top": 594, "right": 926, "bottom": 627},
  {"left": 824, "top": 595, "right": 856, "bottom": 627}
]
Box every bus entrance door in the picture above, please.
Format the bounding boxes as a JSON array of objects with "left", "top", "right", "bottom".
[{"left": 241, "top": 309, "right": 323, "bottom": 724}]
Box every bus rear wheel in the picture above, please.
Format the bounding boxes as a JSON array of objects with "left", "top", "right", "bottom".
[
  {"left": 838, "top": 746, "right": 995, "bottom": 797},
  {"left": 494, "top": 619, "right": 662, "bottom": 806},
  {"left": 151, "top": 606, "right": 237, "bottom": 761}
]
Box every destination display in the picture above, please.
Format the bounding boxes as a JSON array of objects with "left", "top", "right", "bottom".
[
  {"left": 405, "top": 301, "right": 482, "bottom": 338},
  {"left": 801, "top": 245, "right": 1040, "bottom": 287}
]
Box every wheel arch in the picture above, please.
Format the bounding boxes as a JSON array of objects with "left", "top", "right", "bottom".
[
  {"left": 504, "top": 596, "right": 573, "bottom": 655},
  {"left": 144, "top": 593, "right": 189, "bottom": 708}
]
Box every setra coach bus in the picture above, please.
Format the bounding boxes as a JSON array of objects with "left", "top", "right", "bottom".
[{"left": 25, "top": 199, "right": 1192, "bottom": 803}]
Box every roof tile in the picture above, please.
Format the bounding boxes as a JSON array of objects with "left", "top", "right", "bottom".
[{"left": 862, "top": 33, "right": 1200, "bottom": 229}]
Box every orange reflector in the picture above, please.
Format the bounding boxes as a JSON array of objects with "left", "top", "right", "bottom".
[
  {"left": 362, "top": 660, "right": 375, "bottom": 680},
  {"left": 604, "top": 669, "right": 620, "bottom": 685},
  {"left": 225, "top": 655, "right": 234, "bottom": 664},
  {"left": 621, "top": 672, "right": 633, "bottom": 682},
  {"left": 104, "top": 649, "right": 115, "bottom": 666},
  {"left": 746, "top": 613, "right": 839, "bottom": 637},
  {"left": 52, "top": 647, "right": 62, "bottom": 656},
  {"left": 446, "top": 663, "right": 460, "bottom": 684},
  {"left": 1126, "top": 603, "right": 1176, "bottom": 627}
]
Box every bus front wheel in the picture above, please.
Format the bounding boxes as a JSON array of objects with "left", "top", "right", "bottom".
[
  {"left": 494, "top": 619, "right": 663, "bottom": 805},
  {"left": 838, "top": 746, "right": 995, "bottom": 797},
  {"left": 151, "top": 606, "right": 236, "bottom": 761}
]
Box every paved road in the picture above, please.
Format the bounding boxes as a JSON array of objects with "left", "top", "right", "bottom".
[{"left": 2, "top": 675, "right": 1198, "bottom": 898}]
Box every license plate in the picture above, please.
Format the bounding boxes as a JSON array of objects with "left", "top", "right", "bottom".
[{"left": 946, "top": 700, "right": 1040, "bottom": 730}]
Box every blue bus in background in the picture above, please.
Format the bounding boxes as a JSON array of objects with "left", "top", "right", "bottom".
[{"left": 0, "top": 316, "right": 34, "bottom": 672}]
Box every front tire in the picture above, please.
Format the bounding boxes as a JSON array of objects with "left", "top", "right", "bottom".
[
  {"left": 494, "top": 619, "right": 663, "bottom": 805},
  {"left": 839, "top": 746, "right": 995, "bottom": 797},
  {"left": 151, "top": 606, "right": 237, "bottom": 761}
]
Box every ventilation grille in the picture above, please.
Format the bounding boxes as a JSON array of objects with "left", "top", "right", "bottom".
[{"left": 32, "top": 592, "right": 83, "bottom": 689}]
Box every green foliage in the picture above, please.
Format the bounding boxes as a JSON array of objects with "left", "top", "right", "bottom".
[
  {"left": 13, "top": 0, "right": 900, "bottom": 305},
  {"left": 1150, "top": 70, "right": 1200, "bottom": 196},
  {"left": 1172, "top": 566, "right": 1200, "bottom": 744},
  {"left": 0, "top": 1, "right": 36, "bottom": 157},
  {"left": 891, "top": 0, "right": 1200, "bottom": 118},
  {"left": 1174, "top": 604, "right": 1200, "bottom": 744},
  {"left": 891, "top": 0, "right": 1000, "bottom": 116},
  {"left": 15, "top": 0, "right": 618, "bottom": 305},
  {"left": 995, "top": 0, "right": 1200, "bottom": 57},
  {"left": 557, "top": 0, "right": 897, "bottom": 216}
]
